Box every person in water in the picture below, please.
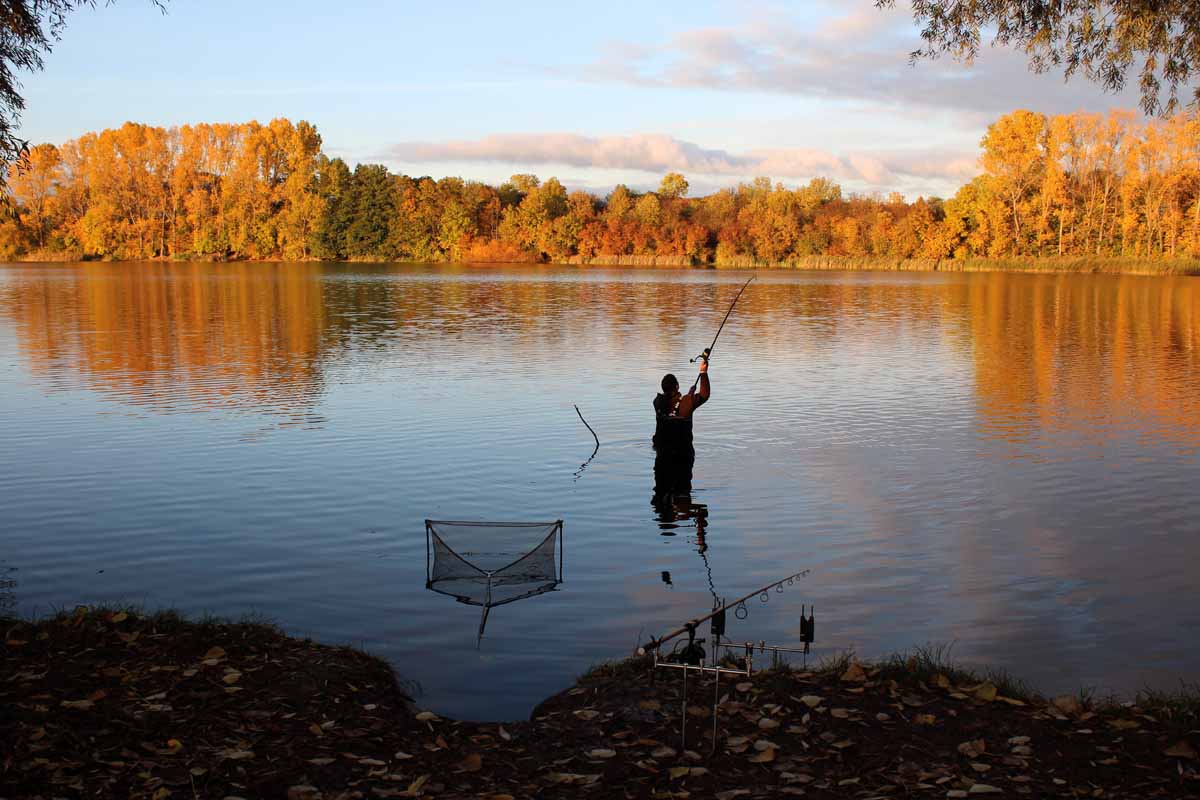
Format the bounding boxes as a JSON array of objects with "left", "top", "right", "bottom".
[{"left": 652, "top": 359, "right": 710, "bottom": 503}]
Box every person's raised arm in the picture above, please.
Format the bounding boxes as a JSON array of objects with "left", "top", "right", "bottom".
[{"left": 697, "top": 359, "right": 710, "bottom": 403}]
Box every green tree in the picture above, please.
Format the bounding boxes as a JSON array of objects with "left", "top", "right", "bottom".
[
  {"left": 344, "top": 164, "right": 395, "bottom": 258},
  {"left": 310, "top": 156, "right": 353, "bottom": 259}
]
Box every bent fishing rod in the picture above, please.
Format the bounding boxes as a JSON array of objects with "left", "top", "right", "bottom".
[{"left": 690, "top": 275, "right": 755, "bottom": 390}]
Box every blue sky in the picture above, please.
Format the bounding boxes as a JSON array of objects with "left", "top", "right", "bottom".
[{"left": 20, "top": 0, "right": 1140, "bottom": 198}]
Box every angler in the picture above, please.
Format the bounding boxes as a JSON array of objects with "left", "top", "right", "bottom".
[{"left": 652, "top": 276, "right": 754, "bottom": 505}]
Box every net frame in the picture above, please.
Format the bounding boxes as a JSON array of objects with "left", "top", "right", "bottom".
[{"left": 424, "top": 519, "right": 564, "bottom": 645}]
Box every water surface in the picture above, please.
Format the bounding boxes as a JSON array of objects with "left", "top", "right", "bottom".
[{"left": 2, "top": 263, "right": 1198, "bottom": 719}]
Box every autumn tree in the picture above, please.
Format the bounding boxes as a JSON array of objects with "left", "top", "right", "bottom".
[
  {"left": 980, "top": 110, "right": 1047, "bottom": 254},
  {"left": 7, "top": 143, "right": 61, "bottom": 249},
  {"left": 659, "top": 172, "right": 689, "bottom": 199}
]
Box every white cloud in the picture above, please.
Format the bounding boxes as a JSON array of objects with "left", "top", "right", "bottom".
[
  {"left": 583, "top": 5, "right": 1141, "bottom": 117},
  {"left": 387, "top": 132, "right": 976, "bottom": 190}
]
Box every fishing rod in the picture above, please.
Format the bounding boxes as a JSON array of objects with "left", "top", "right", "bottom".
[
  {"left": 690, "top": 276, "right": 755, "bottom": 390},
  {"left": 639, "top": 567, "right": 809, "bottom": 655}
]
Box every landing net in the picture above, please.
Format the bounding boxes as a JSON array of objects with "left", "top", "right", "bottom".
[{"left": 425, "top": 520, "right": 564, "bottom": 643}]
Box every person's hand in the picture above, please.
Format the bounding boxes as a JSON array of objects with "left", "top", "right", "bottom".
[{"left": 698, "top": 358, "right": 708, "bottom": 374}]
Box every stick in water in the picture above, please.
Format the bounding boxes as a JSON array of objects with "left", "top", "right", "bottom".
[{"left": 573, "top": 404, "right": 600, "bottom": 479}]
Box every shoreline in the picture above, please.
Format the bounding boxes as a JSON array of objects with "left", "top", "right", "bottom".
[
  {"left": 3, "top": 606, "right": 1198, "bottom": 798},
  {"left": 9, "top": 254, "right": 1200, "bottom": 276}
]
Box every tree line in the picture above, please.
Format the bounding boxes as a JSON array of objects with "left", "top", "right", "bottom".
[{"left": 2, "top": 110, "right": 1199, "bottom": 264}]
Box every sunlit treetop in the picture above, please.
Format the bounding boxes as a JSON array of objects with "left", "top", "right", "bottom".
[{"left": 877, "top": 0, "right": 1200, "bottom": 116}]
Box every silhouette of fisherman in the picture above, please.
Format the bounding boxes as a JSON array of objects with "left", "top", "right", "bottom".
[{"left": 652, "top": 358, "right": 710, "bottom": 505}]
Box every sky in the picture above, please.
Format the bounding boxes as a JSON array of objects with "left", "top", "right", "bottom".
[{"left": 18, "top": 0, "right": 1143, "bottom": 199}]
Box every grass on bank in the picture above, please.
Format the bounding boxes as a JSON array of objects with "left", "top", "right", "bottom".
[
  {"left": 8, "top": 604, "right": 1200, "bottom": 728},
  {"left": 592, "top": 639, "right": 1200, "bottom": 730}
]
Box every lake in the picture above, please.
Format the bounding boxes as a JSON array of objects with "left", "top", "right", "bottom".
[{"left": 1, "top": 262, "right": 1198, "bottom": 720}]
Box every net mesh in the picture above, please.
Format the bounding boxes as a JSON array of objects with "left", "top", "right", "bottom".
[{"left": 426, "top": 520, "right": 562, "bottom": 608}]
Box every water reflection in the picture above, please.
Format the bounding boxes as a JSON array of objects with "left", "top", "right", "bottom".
[
  {"left": 2, "top": 265, "right": 1198, "bottom": 453},
  {"left": 2, "top": 263, "right": 1200, "bottom": 718}
]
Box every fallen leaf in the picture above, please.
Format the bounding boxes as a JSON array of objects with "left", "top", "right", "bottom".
[
  {"left": 716, "top": 790, "right": 751, "bottom": 800},
  {"left": 308, "top": 758, "right": 335, "bottom": 766},
  {"left": 1165, "top": 741, "right": 1198, "bottom": 760},
  {"left": 458, "top": 753, "right": 483, "bottom": 772},
  {"left": 830, "top": 707, "right": 849, "bottom": 719},
  {"left": 393, "top": 751, "right": 413, "bottom": 760},
  {"left": 60, "top": 699, "right": 94, "bottom": 710},
  {"left": 958, "top": 739, "right": 986, "bottom": 758},
  {"left": 203, "top": 646, "right": 226, "bottom": 660},
  {"left": 735, "top": 682, "right": 753, "bottom": 692},
  {"left": 652, "top": 746, "right": 677, "bottom": 759},
  {"left": 223, "top": 672, "right": 241, "bottom": 685},
  {"left": 405, "top": 774, "right": 429, "bottom": 795},
  {"left": 748, "top": 747, "right": 776, "bottom": 763},
  {"left": 758, "top": 717, "right": 779, "bottom": 730},
  {"left": 800, "top": 695, "right": 823, "bottom": 708},
  {"left": 574, "top": 709, "right": 600, "bottom": 721},
  {"left": 840, "top": 662, "right": 867, "bottom": 682},
  {"left": 668, "top": 766, "right": 690, "bottom": 780},
  {"left": 638, "top": 700, "right": 662, "bottom": 711},
  {"left": 220, "top": 749, "right": 255, "bottom": 760},
  {"left": 498, "top": 725, "right": 511, "bottom": 741},
  {"left": 588, "top": 748, "right": 617, "bottom": 759},
  {"left": 414, "top": 711, "right": 437, "bottom": 722},
  {"left": 308, "top": 723, "right": 324, "bottom": 737},
  {"left": 287, "top": 787, "right": 321, "bottom": 800},
  {"left": 110, "top": 611, "right": 128, "bottom": 623},
  {"left": 968, "top": 784, "right": 1002, "bottom": 795},
  {"left": 934, "top": 673, "right": 951, "bottom": 688},
  {"left": 914, "top": 714, "right": 936, "bottom": 726},
  {"left": 974, "top": 683, "right": 998, "bottom": 702},
  {"left": 831, "top": 739, "right": 854, "bottom": 749}
]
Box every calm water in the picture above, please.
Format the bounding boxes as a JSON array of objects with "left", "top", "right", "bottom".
[{"left": 2, "top": 263, "right": 1198, "bottom": 720}]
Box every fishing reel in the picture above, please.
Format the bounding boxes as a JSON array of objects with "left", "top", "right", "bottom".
[
  {"left": 666, "top": 623, "right": 707, "bottom": 666},
  {"left": 689, "top": 348, "right": 711, "bottom": 365}
]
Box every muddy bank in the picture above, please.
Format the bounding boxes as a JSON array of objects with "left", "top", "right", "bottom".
[{"left": 3, "top": 607, "right": 1198, "bottom": 799}]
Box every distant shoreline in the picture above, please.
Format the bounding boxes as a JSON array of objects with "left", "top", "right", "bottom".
[{"left": 12, "top": 253, "right": 1200, "bottom": 276}]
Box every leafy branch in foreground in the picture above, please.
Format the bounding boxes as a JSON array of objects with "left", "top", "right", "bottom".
[{"left": 877, "top": 0, "right": 1200, "bottom": 116}]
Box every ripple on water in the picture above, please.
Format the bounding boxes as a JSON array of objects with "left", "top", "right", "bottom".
[{"left": 1, "top": 264, "right": 1200, "bottom": 719}]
